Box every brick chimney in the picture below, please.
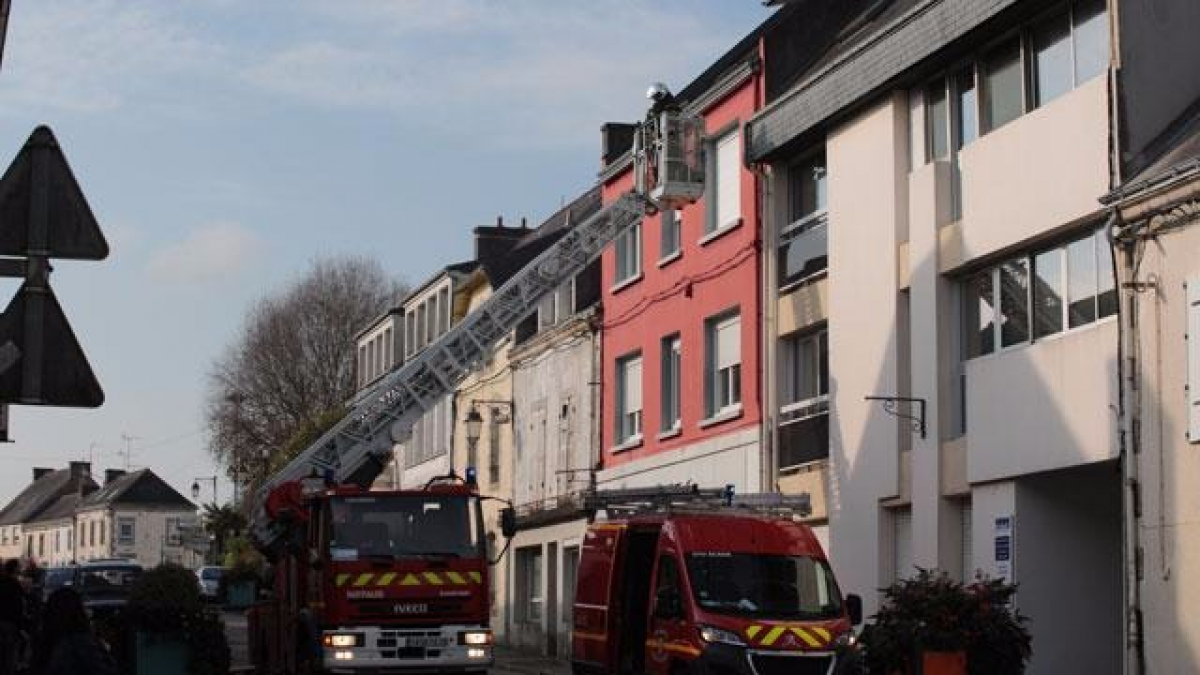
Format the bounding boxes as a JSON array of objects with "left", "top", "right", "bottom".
[
  {"left": 32, "top": 467, "right": 53, "bottom": 481},
  {"left": 601, "top": 122, "right": 638, "bottom": 166},
  {"left": 104, "top": 469, "right": 126, "bottom": 485},
  {"left": 68, "top": 461, "right": 91, "bottom": 479},
  {"left": 473, "top": 218, "right": 527, "bottom": 269}
]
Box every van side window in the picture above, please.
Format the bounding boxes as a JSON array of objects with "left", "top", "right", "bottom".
[{"left": 654, "top": 555, "right": 684, "bottom": 619}]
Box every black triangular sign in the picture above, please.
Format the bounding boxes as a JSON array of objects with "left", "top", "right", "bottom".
[
  {"left": 0, "top": 126, "right": 109, "bottom": 260},
  {"left": 0, "top": 282, "right": 104, "bottom": 407}
]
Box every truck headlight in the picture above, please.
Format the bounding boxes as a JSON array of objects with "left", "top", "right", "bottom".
[
  {"left": 698, "top": 625, "right": 746, "bottom": 647},
  {"left": 323, "top": 633, "right": 364, "bottom": 648},
  {"left": 459, "top": 630, "right": 493, "bottom": 646}
]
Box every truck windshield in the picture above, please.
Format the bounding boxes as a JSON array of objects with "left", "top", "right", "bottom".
[
  {"left": 329, "top": 494, "right": 483, "bottom": 561},
  {"left": 686, "top": 553, "right": 843, "bottom": 620}
]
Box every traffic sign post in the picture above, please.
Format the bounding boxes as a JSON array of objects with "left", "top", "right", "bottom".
[{"left": 0, "top": 125, "right": 108, "bottom": 408}]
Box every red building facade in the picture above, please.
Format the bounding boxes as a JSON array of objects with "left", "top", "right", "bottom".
[{"left": 596, "top": 36, "right": 768, "bottom": 492}]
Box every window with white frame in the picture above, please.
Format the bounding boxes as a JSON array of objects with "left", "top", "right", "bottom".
[
  {"left": 964, "top": 228, "right": 1115, "bottom": 358},
  {"left": 166, "top": 517, "right": 182, "bottom": 546},
  {"left": 117, "top": 517, "right": 134, "bottom": 546},
  {"left": 660, "top": 209, "right": 681, "bottom": 259},
  {"left": 438, "top": 288, "right": 450, "bottom": 335},
  {"left": 707, "top": 129, "right": 741, "bottom": 235},
  {"left": 660, "top": 335, "right": 681, "bottom": 432},
  {"left": 778, "top": 328, "right": 830, "bottom": 468},
  {"left": 615, "top": 353, "right": 643, "bottom": 444},
  {"left": 614, "top": 222, "right": 642, "bottom": 285},
  {"left": 706, "top": 312, "right": 742, "bottom": 418}
]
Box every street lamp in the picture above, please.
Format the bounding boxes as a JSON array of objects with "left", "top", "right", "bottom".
[
  {"left": 191, "top": 476, "right": 218, "bottom": 504},
  {"left": 464, "top": 406, "right": 484, "bottom": 470}
]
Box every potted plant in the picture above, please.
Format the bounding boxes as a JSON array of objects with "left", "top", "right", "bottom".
[
  {"left": 860, "top": 568, "right": 1031, "bottom": 675},
  {"left": 118, "top": 563, "right": 231, "bottom": 675},
  {"left": 221, "top": 536, "right": 264, "bottom": 610}
]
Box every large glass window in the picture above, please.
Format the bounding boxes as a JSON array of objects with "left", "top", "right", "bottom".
[
  {"left": 661, "top": 335, "right": 681, "bottom": 432},
  {"left": 1073, "top": 0, "right": 1110, "bottom": 84},
  {"left": 615, "top": 222, "right": 642, "bottom": 284},
  {"left": 615, "top": 353, "right": 643, "bottom": 444},
  {"left": 706, "top": 312, "right": 742, "bottom": 417},
  {"left": 954, "top": 69, "right": 978, "bottom": 149},
  {"left": 999, "top": 259, "right": 1030, "bottom": 348},
  {"left": 1032, "top": 249, "right": 1064, "bottom": 338},
  {"left": 1032, "top": 14, "right": 1073, "bottom": 107},
  {"left": 779, "top": 328, "right": 829, "bottom": 469},
  {"left": 983, "top": 39, "right": 1024, "bottom": 132},
  {"left": 329, "top": 494, "right": 483, "bottom": 560},
  {"left": 964, "top": 228, "right": 1115, "bottom": 359}
]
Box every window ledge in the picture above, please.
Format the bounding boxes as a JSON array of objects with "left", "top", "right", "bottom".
[
  {"left": 657, "top": 250, "right": 682, "bottom": 268},
  {"left": 656, "top": 426, "right": 682, "bottom": 441},
  {"left": 611, "top": 435, "right": 643, "bottom": 454},
  {"left": 609, "top": 273, "right": 643, "bottom": 295},
  {"left": 699, "top": 405, "right": 743, "bottom": 429},
  {"left": 698, "top": 218, "right": 743, "bottom": 247},
  {"left": 779, "top": 269, "right": 828, "bottom": 295}
]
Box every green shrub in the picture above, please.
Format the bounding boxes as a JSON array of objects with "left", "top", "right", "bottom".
[
  {"left": 118, "top": 563, "right": 231, "bottom": 675},
  {"left": 860, "top": 568, "right": 1031, "bottom": 675}
]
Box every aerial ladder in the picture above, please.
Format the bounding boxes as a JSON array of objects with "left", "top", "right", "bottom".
[{"left": 250, "top": 87, "right": 706, "bottom": 553}]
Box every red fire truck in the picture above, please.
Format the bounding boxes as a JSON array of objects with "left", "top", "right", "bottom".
[
  {"left": 572, "top": 487, "right": 863, "bottom": 675},
  {"left": 249, "top": 476, "right": 515, "bottom": 674}
]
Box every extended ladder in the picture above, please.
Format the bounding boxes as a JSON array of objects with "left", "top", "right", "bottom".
[
  {"left": 250, "top": 191, "right": 649, "bottom": 549},
  {"left": 583, "top": 484, "right": 813, "bottom": 519}
]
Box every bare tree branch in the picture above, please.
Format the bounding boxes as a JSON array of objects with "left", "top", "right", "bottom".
[{"left": 204, "top": 256, "right": 405, "bottom": 498}]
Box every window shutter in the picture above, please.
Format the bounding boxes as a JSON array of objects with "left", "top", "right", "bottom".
[
  {"left": 1189, "top": 277, "right": 1200, "bottom": 443},
  {"left": 624, "top": 358, "right": 643, "bottom": 413},
  {"left": 716, "top": 317, "right": 741, "bottom": 370},
  {"left": 716, "top": 131, "right": 740, "bottom": 227}
]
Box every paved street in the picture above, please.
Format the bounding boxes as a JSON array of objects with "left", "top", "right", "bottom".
[
  {"left": 222, "top": 609, "right": 251, "bottom": 672},
  {"left": 220, "top": 613, "right": 568, "bottom": 675}
]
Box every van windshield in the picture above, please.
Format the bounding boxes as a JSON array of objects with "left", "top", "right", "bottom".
[{"left": 686, "top": 553, "right": 843, "bottom": 620}]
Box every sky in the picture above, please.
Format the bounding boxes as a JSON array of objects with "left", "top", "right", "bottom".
[{"left": 0, "top": 1, "right": 773, "bottom": 509}]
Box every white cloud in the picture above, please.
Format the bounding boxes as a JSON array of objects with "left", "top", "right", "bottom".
[{"left": 146, "top": 221, "right": 262, "bottom": 284}]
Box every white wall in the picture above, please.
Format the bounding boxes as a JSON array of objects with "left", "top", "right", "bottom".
[
  {"left": 952, "top": 78, "right": 1110, "bottom": 269},
  {"left": 109, "top": 507, "right": 199, "bottom": 568},
  {"left": 966, "top": 320, "right": 1118, "bottom": 482},
  {"left": 595, "top": 426, "right": 759, "bottom": 493},
  {"left": 825, "top": 94, "right": 907, "bottom": 611}
]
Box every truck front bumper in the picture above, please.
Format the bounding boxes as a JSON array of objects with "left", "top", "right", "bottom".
[{"left": 323, "top": 625, "right": 493, "bottom": 674}]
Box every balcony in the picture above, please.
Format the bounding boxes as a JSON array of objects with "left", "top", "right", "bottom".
[
  {"left": 778, "top": 211, "right": 828, "bottom": 290},
  {"left": 778, "top": 396, "right": 829, "bottom": 469}
]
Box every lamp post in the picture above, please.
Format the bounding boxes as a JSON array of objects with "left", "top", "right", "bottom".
[
  {"left": 463, "top": 400, "right": 512, "bottom": 485},
  {"left": 191, "top": 476, "right": 218, "bottom": 505},
  {"left": 464, "top": 406, "right": 484, "bottom": 471}
]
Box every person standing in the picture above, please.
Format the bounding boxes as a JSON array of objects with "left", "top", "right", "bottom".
[
  {"left": 0, "top": 559, "right": 26, "bottom": 675},
  {"left": 27, "top": 588, "right": 116, "bottom": 675}
]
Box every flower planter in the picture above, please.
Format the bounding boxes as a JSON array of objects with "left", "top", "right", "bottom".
[
  {"left": 135, "top": 632, "right": 189, "bottom": 675},
  {"left": 226, "top": 580, "right": 256, "bottom": 609},
  {"left": 921, "top": 650, "right": 967, "bottom": 675}
]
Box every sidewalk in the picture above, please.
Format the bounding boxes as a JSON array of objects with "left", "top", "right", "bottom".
[{"left": 491, "top": 645, "right": 572, "bottom": 675}]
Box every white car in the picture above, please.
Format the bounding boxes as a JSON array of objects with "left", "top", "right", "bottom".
[{"left": 195, "top": 566, "right": 226, "bottom": 601}]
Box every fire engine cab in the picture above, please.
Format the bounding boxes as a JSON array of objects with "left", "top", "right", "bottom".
[{"left": 571, "top": 486, "right": 863, "bottom": 675}]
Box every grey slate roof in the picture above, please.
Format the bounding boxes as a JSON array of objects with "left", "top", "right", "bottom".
[
  {"left": 483, "top": 186, "right": 604, "bottom": 288},
  {"left": 27, "top": 493, "right": 86, "bottom": 525},
  {"left": 0, "top": 469, "right": 98, "bottom": 526},
  {"left": 747, "top": 0, "right": 1021, "bottom": 162},
  {"left": 77, "top": 469, "right": 195, "bottom": 511}
]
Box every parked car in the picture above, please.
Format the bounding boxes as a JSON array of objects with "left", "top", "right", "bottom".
[
  {"left": 195, "top": 566, "right": 226, "bottom": 601},
  {"left": 41, "top": 566, "right": 77, "bottom": 602},
  {"left": 73, "top": 560, "right": 143, "bottom": 619}
]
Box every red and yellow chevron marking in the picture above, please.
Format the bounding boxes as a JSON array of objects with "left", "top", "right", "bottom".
[
  {"left": 744, "top": 624, "right": 833, "bottom": 650},
  {"left": 333, "top": 570, "right": 486, "bottom": 588}
]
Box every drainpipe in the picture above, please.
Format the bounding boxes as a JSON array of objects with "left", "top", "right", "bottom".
[
  {"left": 750, "top": 158, "right": 777, "bottom": 494},
  {"left": 1110, "top": 211, "right": 1144, "bottom": 675}
]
